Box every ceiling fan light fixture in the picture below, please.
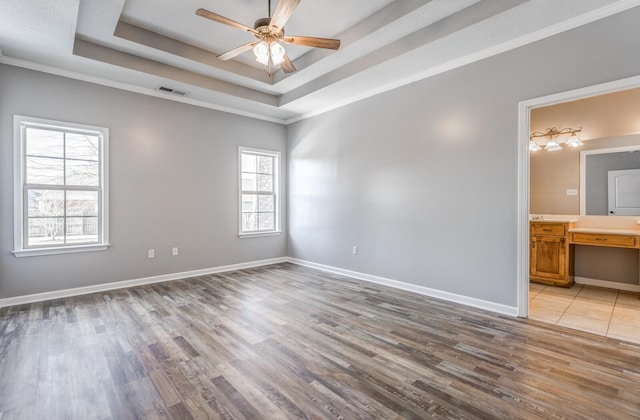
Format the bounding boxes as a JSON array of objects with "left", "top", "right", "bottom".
[
  {"left": 253, "top": 41, "right": 269, "bottom": 65},
  {"left": 197, "top": 0, "right": 339, "bottom": 74},
  {"left": 270, "top": 42, "right": 285, "bottom": 65}
]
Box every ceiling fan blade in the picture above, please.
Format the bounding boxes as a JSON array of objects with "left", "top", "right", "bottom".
[
  {"left": 196, "top": 8, "right": 257, "bottom": 34},
  {"left": 283, "top": 35, "right": 340, "bottom": 50},
  {"left": 269, "top": 0, "right": 300, "bottom": 31},
  {"left": 217, "top": 42, "right": 258, "bottom": 61},
  {"left": 281, "top": 54, "right": 296, "bottom": 74}
]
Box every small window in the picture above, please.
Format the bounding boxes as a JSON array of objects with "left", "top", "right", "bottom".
[
  {"left": 13, "top": 115, "right": 109, "bottom": 257},
  {"left": 239, "top": 147, "right": 280, "bottom": 236}
]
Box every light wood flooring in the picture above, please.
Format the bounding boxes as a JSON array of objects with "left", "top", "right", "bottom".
[{"left": 1, "top": 263, "right": 640, "bottom": 419}]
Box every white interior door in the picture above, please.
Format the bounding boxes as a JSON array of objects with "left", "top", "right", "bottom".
[{"left": 608, "top": 169, "right": 640, "bottom": 215}]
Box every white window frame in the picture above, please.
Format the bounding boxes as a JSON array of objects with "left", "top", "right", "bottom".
[
  {"left": 238, "top": 146, "right": 281, "bottom": 237},
  {"left": 13, "top": 115, "right": 110, "bottom": 257}
]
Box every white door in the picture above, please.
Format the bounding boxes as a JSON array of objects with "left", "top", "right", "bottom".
[{"left": 608, "top": 169, "right": 640, "bottom": 215}]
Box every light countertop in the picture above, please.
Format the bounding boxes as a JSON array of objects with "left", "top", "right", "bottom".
[
  {"left": 568, "top": 227, "right": 640, "bottom": 235},
  {"left": 530, "top": 219, "right": 578, "bottom": 223}
]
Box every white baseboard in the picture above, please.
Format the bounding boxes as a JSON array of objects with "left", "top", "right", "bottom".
[
  {"left": 0, "top": 257, "right": 288, "bottom": 308},
  {"left": 1, "top": 256, "right": 521, "bottom": 317},
  {"left": 574, "top": 276, "right": 640, "bottom": 292},
  {"left": 287, "top": 258, "right": 519, "bottom": 317}
]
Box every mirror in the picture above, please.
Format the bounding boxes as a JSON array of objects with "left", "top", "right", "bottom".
[
  {"left": 580, "top": 146, "right": 640, "bottom": 215},
  {"left": 530, "top": 134, "right": 640, "bottom": 216}
]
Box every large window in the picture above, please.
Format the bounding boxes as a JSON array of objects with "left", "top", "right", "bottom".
[
  {"left": 13, "top": 115, "right": 109, "bottom": 257},
  {"left": 239, "top": 147, "right": 280, "bottom": 236}
]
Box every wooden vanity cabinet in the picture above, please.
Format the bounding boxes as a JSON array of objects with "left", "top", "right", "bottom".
[{"left": 530, "top": 221, "right": 575, "bottom": 287}]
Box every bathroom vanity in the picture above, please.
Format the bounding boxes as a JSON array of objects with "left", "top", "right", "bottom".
[
  {"left": 530, "top": 221, "right": 575, "bottom": 287},
  {"left": 530, "top": 220, "right": 640, "bottom": 287}
]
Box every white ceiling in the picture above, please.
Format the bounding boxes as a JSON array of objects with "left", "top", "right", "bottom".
[{"left": 1, "top": 0, "right": 640, "bottom": 124}]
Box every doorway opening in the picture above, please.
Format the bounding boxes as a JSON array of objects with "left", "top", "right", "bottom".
[{"left": 517, "top": 75, "right": 640, "bottom": 343}]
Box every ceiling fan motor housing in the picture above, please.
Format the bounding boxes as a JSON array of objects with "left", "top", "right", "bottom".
[
  {"left": 254, "top": 17, "right": 284, "bottom": 41},
  {"left": 254, "top": 17, "right": 272, "bottom": 29}
]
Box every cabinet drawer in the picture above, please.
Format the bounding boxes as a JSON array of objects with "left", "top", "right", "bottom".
[
  {"left": 569, "top": 232, "right": 638, "bottom": 248},
  {"left": 531, "top": 223, "right": 566, "bottom": 236}
]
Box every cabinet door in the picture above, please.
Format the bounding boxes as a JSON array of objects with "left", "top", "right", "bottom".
[{"left": 530, "top": 236, "right": 566, "bottom": 280}]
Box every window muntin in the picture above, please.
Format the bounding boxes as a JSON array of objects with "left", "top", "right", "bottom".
[
  {"left": 239, "top": 147, "right": 279, "bottom": 235},
  {"left": 14, "top": 116, "right": 109, "bottom": 256}
]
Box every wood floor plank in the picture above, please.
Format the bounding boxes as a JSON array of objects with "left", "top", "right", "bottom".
[{"left": 2, "top": 262, "right": 640, "bottom": 419}]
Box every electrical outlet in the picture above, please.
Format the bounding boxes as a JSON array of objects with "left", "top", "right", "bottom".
[
  {"left": 148, "top": 249, "right": 155, "bottom": 259},
  {"left": 352, "top": 245, "right": 358, "bottom": 255},
  {"left": 172, "top": 247, "right": 179, "bottom": 256},
  {"left": 566, "top": 189, "right": 578, "bottom": 196}
]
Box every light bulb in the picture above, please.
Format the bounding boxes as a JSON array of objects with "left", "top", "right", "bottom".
[
  {"left": 566, "top": 134, "right": 583, "bottom": 147},
  {"left": 529, "top": 141, "right": 541, "bottom": 151},
  {"left": 253, "top": 41, "right": 269, "bottom": 65},
  {"left": 270, "top": 42, "right": 285, "bottom": 65},
  {"left": 545, "top": 140, "right": 561, "bottom": 151}
]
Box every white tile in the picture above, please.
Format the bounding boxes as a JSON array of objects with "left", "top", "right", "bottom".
[
  {"left": 615, "top": 292, "right": 640, "bottom": 308},
  {"left": 557, "top": 313, "right": 609, "bottom": 336},
  {"left": 529, "top": 283, "right": 546, "bottom": 293},
  {"left": 575, "top": 286, "right": 618, "bottom": 304},
  {"left": 541, "top": 284, "right": 583, "bottom": 298},
  {"left": 529, "top": 296, "right": 572, "bottom": 313},
  {"left": 607, "top": 323, "right": 640, "bottom": 344},
  {"left": 529, "top": 307, "right": 563, "bottom": 324},
  {"left": 610, "top": 305, "right": 640, "bottom": 327},
  {"left": 564, "top": 300, "right": 614, "bottom": 320}
]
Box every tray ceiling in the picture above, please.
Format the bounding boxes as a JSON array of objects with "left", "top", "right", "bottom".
[{"left": 1, "top": 0, "right": 639, "bottom": 123}]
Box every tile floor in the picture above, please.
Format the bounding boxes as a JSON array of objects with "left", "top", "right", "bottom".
[{"left": 529, "top": 282, "right": 640, "bottom": 344}]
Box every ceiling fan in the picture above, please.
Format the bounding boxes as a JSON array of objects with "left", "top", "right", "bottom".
[{"left": 196, "top": 0, "right": 340, "bottom": 74}]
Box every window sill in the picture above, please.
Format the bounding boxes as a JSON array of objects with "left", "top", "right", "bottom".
[
  {"left": 13, "top": 244, "right": 110, "bottom": 258},
  {"left": 238, "top": 231, "right": 282, "bottom": 239}
]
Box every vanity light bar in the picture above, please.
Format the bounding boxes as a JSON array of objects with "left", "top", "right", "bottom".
[{"left": 530, "top": 127, "right": 583, "bottom": 151}]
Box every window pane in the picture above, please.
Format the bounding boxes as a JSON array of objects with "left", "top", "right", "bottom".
[
  {"left": 26, "top": 128, "right": 63, "bottom": 158},
  {"left": 258, "top": 156, "right": 273, "bottom": 174},
  {"left": 242, "top": 213, "right": 257, "bottom": 232},
  {"left": 257, "top": 174, "right": 273, "bottom": 192},
  {"left": 258, "top": 213, "right": 274, "bottom": 231},
  {"left": 258, "top": 195, "right": 274, "bottom": 212},
  {"left": 241, "top": 153, "right": 256, "bottom": 172},
  {"left": 17, "top": 117, "right": 108, "bottom": 253},
  {"left": 66, "top": 133, "right": 100, "bottom": 161},
  {"left": 242, "top": 194, "right": 257, "bottom": 212},
  {"left": 26, "top": 157, "right": 64, "bottom": 185},
  {"left": 242, "top": 173, "right": 257, "bottom": 191},
  {"left": 66, "top": 160, "right": 99, "bottom": 186},
  {"left": 28, "top": 218, "right": 64, "bottom": 247},
  {"left": 67, "top": 191, "right": 98, "bottom": 216},
  {"left": 28, "top": 189, "right": 64, "bottom": 217},
  {"left": 66, "top": 217, "right": 98, "bottom": 243}
]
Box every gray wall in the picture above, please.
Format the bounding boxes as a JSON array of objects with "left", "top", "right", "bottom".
[
  {"left": 575, "top": 246, "right": 638, "bottom": 285},
  {"left": 586, "top": 149, "right": 640, "bottom": 215},
  {"left": 0, "top": 65, "right": 287, "bottom": 299},
  {"left": 287, "top": 7, "right": 640, "bottom": 307},
  {"left": 530, "top": 135, "right": 640, "bottom": 215}
]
